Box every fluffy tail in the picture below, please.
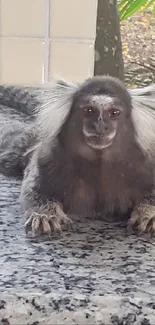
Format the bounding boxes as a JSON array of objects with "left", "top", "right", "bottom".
[
  {"left": 0, "top": 79, "right": 77, "bottom": 177},
  {"left": 0, "top": 84, "right": 41, "bottom": 176},
  {"left": 0, "top": 84, "right": 43, "bottom": 119}
]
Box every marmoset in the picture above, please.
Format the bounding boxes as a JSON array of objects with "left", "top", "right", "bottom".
[{"left": 1, "top": 76, "right": 155, "bottom": 237}]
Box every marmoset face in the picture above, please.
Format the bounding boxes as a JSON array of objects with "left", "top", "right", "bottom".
[
  {"left": 81, "top": 95, "right": 123, "bottom": 150},
  {"left": 70, "top": 76, "right": 132, "bottom": 151}
]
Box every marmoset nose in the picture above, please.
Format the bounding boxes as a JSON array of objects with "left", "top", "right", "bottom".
[{"left": 94, "top": 119, "right": 108, "bottom": 135}]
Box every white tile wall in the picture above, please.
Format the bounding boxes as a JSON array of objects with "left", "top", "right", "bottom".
[
  {"left": 0, "top": 38, "right": 44, "bottom": 84},
  {"left": 49, "top": 41, "right": 95, "bottom": 82},
  {"left": 0, "top": 0, "right": 98, "bottom": 84},
  {"left": 50, "top": 0, "right": 97, "bottom": 39}
]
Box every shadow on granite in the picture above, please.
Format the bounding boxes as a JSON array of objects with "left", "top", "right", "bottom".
[{"left": 0, "top": 173, "right": 155, "bottom": 325}]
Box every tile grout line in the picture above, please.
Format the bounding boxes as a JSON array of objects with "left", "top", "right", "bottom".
[
  {"left": 0, "top": 35, "right": 95, "bottom": 43},
  {"left": 43, "top": 0, "right": 50, "bottom": 84},
  {"left": 91, "top": 0, "right": 98, "bottom": 77},
  {"left": 0, "top": 0, "right": 1, "bottom": 82}
]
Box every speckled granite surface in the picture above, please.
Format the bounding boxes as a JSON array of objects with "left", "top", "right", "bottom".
[{"left": 0, "top": 173, "right": 155, "bottom": 325}]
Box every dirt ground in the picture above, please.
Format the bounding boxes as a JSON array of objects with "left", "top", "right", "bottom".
[{"left": 121, "top": 9, "right": 155, "bottom": 87}]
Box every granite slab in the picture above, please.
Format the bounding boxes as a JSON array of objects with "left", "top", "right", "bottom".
[{"left": 0, "top": 172, "right": 155, "bottom": 325}]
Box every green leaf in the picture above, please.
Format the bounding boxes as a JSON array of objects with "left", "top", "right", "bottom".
[
  {"left": 119, "top": 0, "right": 146, "bottom": 20},
  {"left": 118, "top": 0, "right": 155, "bottom": 21}
]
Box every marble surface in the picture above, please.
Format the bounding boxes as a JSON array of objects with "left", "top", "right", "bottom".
[{"left": 0, "top": 174, "right": 155, "bottom": 324}]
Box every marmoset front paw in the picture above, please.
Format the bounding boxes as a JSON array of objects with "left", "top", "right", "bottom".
[
  {"left": 24, "top": 207, "right": 73, "bottom": 236},
  {"left": 128, "top": 204, "right": 155, "bottom": 236}
]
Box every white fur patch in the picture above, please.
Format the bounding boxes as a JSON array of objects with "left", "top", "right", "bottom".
[
  {"left": 87, "top": 140, "right": 113, "bottom": 150},
  {"left": 129, "top": 84, "right": 155, "bottom": 158},
  {"left": 36, "top": 78, "right": 79, "bottom": 143},
  {"left": 90, "top": 95, "right": 114, "bottom": 109}
]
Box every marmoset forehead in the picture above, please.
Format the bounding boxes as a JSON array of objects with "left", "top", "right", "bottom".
[
  {"left": 90, "top": 94, "right": 114, "bottom": 107},
  {"left": 79, "top": 94, "right": 121, "bottom": 111},
  {"left": 76, "top": 77, "right": 132, "bottom": 108}
]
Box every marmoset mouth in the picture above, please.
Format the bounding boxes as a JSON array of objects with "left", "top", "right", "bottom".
[
  {"left": 93, "top": 134, "right": 105, "bottom": 139},
  {"left": 84, "top": 135, "right": 113, "bottom": 150}
]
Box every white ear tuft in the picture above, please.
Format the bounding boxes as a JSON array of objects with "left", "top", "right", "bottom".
[
  {"left": 36, "top": 77, "right": 79, "bottom": 142},
  {"left": 129, "top": 84, "right": 155, "bottom": 156}
]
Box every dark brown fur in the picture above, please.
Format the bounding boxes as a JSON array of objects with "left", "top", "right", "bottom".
[
  {"left": 18, "top": 76, "right": 155, "bottom": 236},
  {"left": 37, "top": 137, "right": 153, "bottom": 222},
  {"left": 1, "top": 77, "right": 155, "bottom": 236},
  {"left": 36, "top": 77, "right": 154, "bottom": 221}
]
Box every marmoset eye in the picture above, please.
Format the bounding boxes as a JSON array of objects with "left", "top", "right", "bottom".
[
  {"left": 83, "top": 107, "right": 95, "bottom": 117},
  {"left": 108, "top": 108, "right": 120, "bottom": 118}
]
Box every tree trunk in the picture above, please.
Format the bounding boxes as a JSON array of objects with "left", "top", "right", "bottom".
[{"left": 94, "top": 0, "right": 124, "bottom": 81}]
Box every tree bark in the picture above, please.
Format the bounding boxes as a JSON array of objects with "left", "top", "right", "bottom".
[{"left": 94, "top": 0, "right": 124, "bottom": 81}]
